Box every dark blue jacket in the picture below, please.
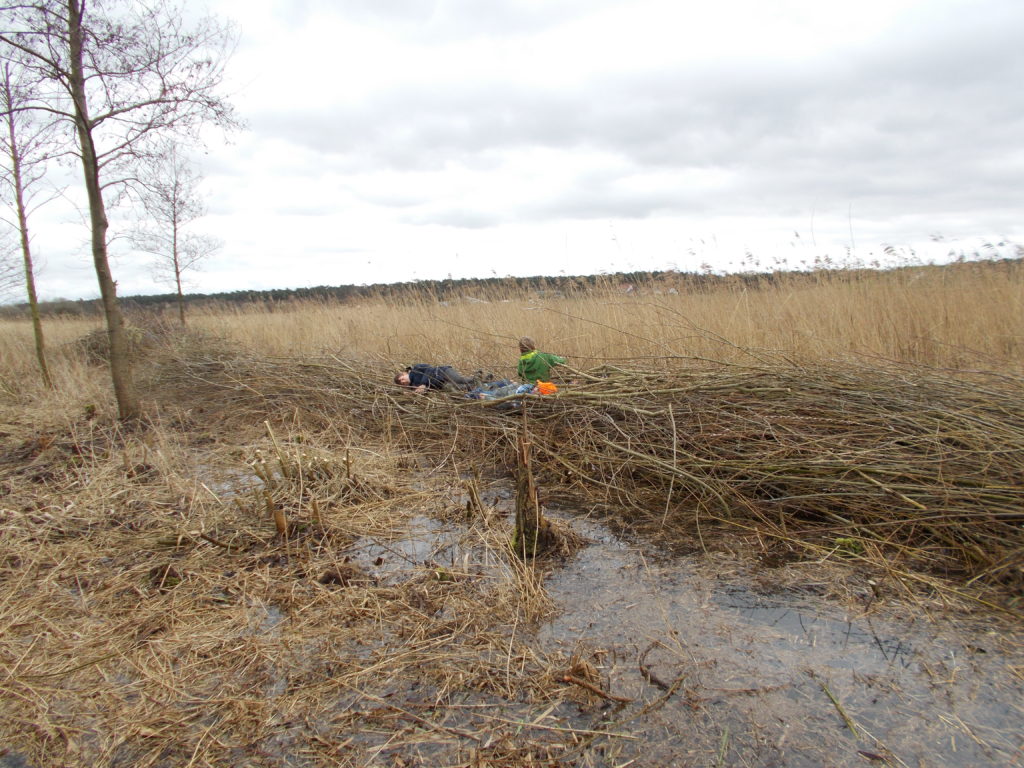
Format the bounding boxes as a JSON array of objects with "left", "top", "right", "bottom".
[{"left": 408, "top": 364, "right": 454, "bottom": 390}]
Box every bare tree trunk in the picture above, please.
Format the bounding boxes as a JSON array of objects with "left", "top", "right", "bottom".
[
  {"left": 19, "top": 210, "right": 50, "bottom": 389},
  {"left": 175, "top": 280, "right": 186, "bottom": 326},
  {"left": 512, "top": 421, "right": 558, "bottom": 558},
  {"left": 67, "top": 0, "right": 139, "bottom": 420},
  {"left": 174, "top": 252, "right": 186, "bottom": 326},
  {"left": 2, "top": 73, "right": 51, "bottom": 389},
  {"left": 129, "top": 146, "right": 216, "bottom": 326}
]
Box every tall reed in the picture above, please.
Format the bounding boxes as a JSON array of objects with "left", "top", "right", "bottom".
[
  {"left": 1, "top": 261, "right": 1021, "bottom": 391},
  {"left": 178, "top": 261, "right": 1023, "bottom": 373}
]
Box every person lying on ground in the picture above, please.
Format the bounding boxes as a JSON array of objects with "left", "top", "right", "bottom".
[
  {"left": 394, "top": 364, "right": 477, "bottom": 394},
  {"left": 517, "top": 337, "right": 568, "bottom": 383},
  {"left": 466, "top": 378, "right": 517, "bottom": 399},
  {"left": 468, "top": 380, "right": 558, "bottom": 400}
]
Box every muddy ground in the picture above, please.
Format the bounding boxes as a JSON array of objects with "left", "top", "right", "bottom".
[
  {"left": 359, "top": 482, "right": 1023, "bottom": 768},
  {"left": 0, "top": 417, "right": 1021, "bottom": 768}
]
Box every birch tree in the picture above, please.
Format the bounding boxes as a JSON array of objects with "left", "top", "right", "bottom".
[
  {"left": 0, "top": 61, "right": 59, "bottom": 388},
  {"left": 0, "top": 0, "right": 238, "bottom": 420},
  {"left": 131, "top": 143, "right": 220, "bottom": 326},
  {"left": 0, "top": 227, "right": 20, "bottom": 296}
]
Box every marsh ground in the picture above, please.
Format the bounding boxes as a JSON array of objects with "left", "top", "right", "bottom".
[
  {"left": 1, "top": 403, "right": 1020, "bottom": 768},
  {"left": 2, "top": 262, "right": 1022, "bottom": 766}
]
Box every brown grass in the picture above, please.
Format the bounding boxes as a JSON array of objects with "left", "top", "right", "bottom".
[
  {"left": 1, "top": 260, "right": 1022, "bottom": 766},
  {"left": 142, "top": 347, "right": 1024, "bottom": 609},
  {"left": 163, "top": 259, "right": 1024, "bottom": 371},
  {"left": 0, "top": 411, "right": 575, "bottom": 767},
  {"left": 2, "top": 260, "right": 1021, "bottom": 384}
]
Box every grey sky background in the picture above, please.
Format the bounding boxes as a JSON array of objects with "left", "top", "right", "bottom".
[{"left": 13, "top": 0, "right": 1024, "bottom": 301}]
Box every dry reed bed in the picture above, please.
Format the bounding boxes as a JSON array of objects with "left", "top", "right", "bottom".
[
  {"left": 150, "top": 345, "right": 1024, "bottom": 611},
  {"left": 174, "top": 259, "right": 1024, "bottom": 369},
  {"left": 3, "top": 332, "right": 1023, "bottom": 765},
  {"left": 1, "top": 415, "right": 614, "bottom": 767}
]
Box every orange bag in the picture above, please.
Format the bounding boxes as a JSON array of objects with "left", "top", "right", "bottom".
[{"left": 535, "top": 381, "right": 558, "bottom": 395}]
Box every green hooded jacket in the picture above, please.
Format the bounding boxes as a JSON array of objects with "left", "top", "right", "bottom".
[{"left": 517, "top": 350, "right": 566, "bottom": 382}]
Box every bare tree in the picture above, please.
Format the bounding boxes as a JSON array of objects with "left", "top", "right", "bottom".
[
  {"left": 0, "top": 61, "right": 59, "bottom": 388},
  {"left": 0, "top": 0, "right": 238, "bottom": 420},
  {"left": 131, "top": 143, "right": 220, "bottom": 326},
  {"left": 0, "top": 227, "right": 21, "bottom": 297}
]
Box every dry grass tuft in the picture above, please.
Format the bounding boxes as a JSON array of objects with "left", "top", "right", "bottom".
[{"left": 0, "top": 406, "right": 575, "bottom": 767}]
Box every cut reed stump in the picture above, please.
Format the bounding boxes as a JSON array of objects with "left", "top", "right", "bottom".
[{"left": 516, "top": 428, "right": 565, "bottom": 561}]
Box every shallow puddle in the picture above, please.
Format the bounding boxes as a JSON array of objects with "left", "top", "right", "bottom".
[
  {"left": 536, "top": 513, "right": 1023, "bottom": 767},
  {"left": 712, "top": 585, "right": 915, "bottom": 670},
  {"left": 283, "top": 499, "right": 1022, "bottom": 766},
  {"left": 347, "top": 514, "right": 469, "bottom": 584}
]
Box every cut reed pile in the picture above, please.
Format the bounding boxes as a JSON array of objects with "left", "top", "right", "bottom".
[{"left": 151, "top": 343, "right": 1024, "bottom": 612}]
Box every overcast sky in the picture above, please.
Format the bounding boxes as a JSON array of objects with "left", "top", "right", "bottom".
[{"left": 12, "top": 0, "right": 1024, "bottom": 301}]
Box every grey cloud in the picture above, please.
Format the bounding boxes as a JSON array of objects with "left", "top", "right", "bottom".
[
  {"left": 251, "top": 1, "right": 1024, "bottom": 228},
  {"left": 276, "top": 202, "right": 340, "bottom": 216},
  {"left": 328, "top": 0, "right": 619, "bottom": 40},
  {"left": 260, "top": 0, "right": 620, "bottom": 41},
  {"left": 523, "top": 188, "right": 700, "bottom": 221},
  {"left": 202, "top": 152, "right": 249, "bottom": 178},
  {"left": 405, "top": 208, "right": 497, "bottom": 229}
]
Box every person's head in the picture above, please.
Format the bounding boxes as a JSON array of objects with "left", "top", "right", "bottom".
[
  {"left": 394, "top": 370, "right": 411, "bottom": 386},
  {"left": 518, "top": 336, "right": 536, "bottom": 354}
]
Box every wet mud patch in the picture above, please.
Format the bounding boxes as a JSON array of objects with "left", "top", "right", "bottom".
[
  {"left": 536, "top": 513, "right": 1024, "bottom": 767},
  {"left": 306, "top": 493, "right": 1023, "bottom": 766},
  {"left": 347, "top": 514, "right": 466, "bottom": 584}
]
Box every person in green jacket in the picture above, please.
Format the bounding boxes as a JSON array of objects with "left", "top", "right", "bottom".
[{"left": 516, "top": 337, "right": 566, "bottom": 383}]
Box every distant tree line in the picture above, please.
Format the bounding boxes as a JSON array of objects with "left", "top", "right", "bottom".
[
  {"left": 1, "top": 258, "right": 1020, "bottom": 321},
  {"left": 0, "top": 270, "right": 681, "bottom": 318}
]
